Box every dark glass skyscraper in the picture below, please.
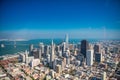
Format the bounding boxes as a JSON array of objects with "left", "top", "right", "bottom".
[
  {"left": 80, "top": 40, "right": 89, "bottom": 58},
  {"left": 94, "top": 44, "right": 101, "bottom": 53}
]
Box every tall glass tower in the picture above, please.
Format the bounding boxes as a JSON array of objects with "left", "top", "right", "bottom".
[{"left": 65, "top": 34, "right": 69, "bottom": 50}]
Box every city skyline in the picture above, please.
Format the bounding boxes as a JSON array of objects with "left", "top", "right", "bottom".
[
  {"left": 0, "top": 0, "right": 120, "bottom": 80},
  {"left": 0, "top": 34, "right": 120, "bottom": 80},
  {"left": 0, "top": 0, "right": 120, "bottom": 39}
]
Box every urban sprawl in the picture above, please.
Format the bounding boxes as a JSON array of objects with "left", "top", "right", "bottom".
[{"left": 0, "top": 35, "right": 120, "bottom": 80}]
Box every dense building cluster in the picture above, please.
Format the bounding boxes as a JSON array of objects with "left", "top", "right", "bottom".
[{"left": 0, "top": 35, "right": 120, "bottom": 80}]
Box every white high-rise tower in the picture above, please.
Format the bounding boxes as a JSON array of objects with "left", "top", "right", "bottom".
[
  {"left": 50, "top": 40, "right": 55, "bottom": 63},
  {"left": 86, "top": 49, "right": 94, "bottom": 66},
  {"left": 29, "top": 44, "right": 33, "bottom": 52},
  {"left": 38, "top": 49, "right": 41, "bottom": 59},
  {"left": 25, "top": 50, "right": 28, "bottom": 64},
  {"left": 65, "top": 34, "right": 69, "bottom": 50},
  {"left": 39, "top": 43, "right": 44, "bottom": 54}
]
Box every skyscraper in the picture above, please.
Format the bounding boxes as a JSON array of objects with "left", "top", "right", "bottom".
[
  {"left": 25, "top": 50, "right": 29, "bottom": 64},
  {"left": 81, "top": 40, "right": 89, "bottom": 58},
  {"left": 33, "top": 48, "right": 39, "bottom": 59},
  {"left": 95, "top": 52, "right": 102, "bottom": 63},
  {"left": 39, "top": 43, "right": 44, "bottom": 54},
  {"left": 94, "top": 44, "right": 102, "bottom": 63},
  {"left": 62, "top": 42, "right": 66, "bottom": 53},
  {"left": 38, "top": 48, "right": 41, "bottom": 59},
  {"left": 94, "top": 44, "right": 101, "bottom": 53},
  {"left": 29, "top": 44, "right": 33, "bottom": 52},
  {"left": 44, "top": 45, "right": 50, "bottom": 55},
  {"left": 50, "top": 40, "right": 55, "bottom": 68},
  {"left": 19, "top": 53, "right": 25, "bottom": 63},
  {"left": 86, "top": 49, "right": 93, "bottom": 66},
  {"left": 65, "top": 34, "right": 69, "bottom": 50}
]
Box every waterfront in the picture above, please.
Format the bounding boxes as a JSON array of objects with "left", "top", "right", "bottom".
[
  {"left": 0, "top": 38, "right": 120, "bottom": 80},
  {"left": 0, "top": 39, "right": 100, "bottom": 56}
]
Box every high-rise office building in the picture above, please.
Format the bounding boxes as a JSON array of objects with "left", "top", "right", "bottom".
[
  {"left": 47, "top": 54, "right": 50, "bottom": 63},
  {"left": 29, "top": 44, "right": 33, "bottom": 53},
  {"left": 94, "top": 44, "right": 101, "bottom": 53},
  {"left": 33, "top": 48, "right": 39, "bottom": 59},
  {"left": 50, "top": 40, "right": 55, "bottom": 68},
  {"left": 77, "top": 43, "right": 81, "bottom": 52},
  {"left": 81, "top": 40, "right": 89, "bottom": 58},
  {"left": 53, "top": 58, "right": 57, "bottom": 70},
  {"left": 65, "top": 34, "right": 69, "bottom": 50},
  {"left": 95, "top": 52, "right": 102, "bottom": 63},
  {"left": 38, "top": 48, "right": 41, "bottom": 59},
  {"left": 39, "top": 43, "right": 44, "bottom": 54},
  {"left": 25, "top": 50, "right": 29, "bottom": 64},
  {"left": 94, "top": 44, "right": 102, "bottom": 63},
  {"left": 86, "top": 49, "right": 93, "bottom": 66},
  {"left": 19, "top": 53, "right": 26, "bottom": 63},
  {"left": 62, "top": 42, "right": 66, "bottom": 53},
  {"left": 64, "top": 49, "right": 70, "bottom": 65},
  {"left": 56, "top": 46, "right": 60, "bottom": 52},
  {"left": 45, "top": 45, "right": 50, "bottom": 55}
]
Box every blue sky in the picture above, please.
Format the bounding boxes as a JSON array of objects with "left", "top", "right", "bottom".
[{"left": 0, "top": 0, "right": 120, "bottom": 39}]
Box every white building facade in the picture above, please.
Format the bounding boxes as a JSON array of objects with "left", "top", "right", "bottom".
[{"left": 86, "top": 50, "right": 94, "bottom": 66}]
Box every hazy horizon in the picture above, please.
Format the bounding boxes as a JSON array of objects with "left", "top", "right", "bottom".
[{"left": 0, "top": 0, "right": 120, "bottom": 39}]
